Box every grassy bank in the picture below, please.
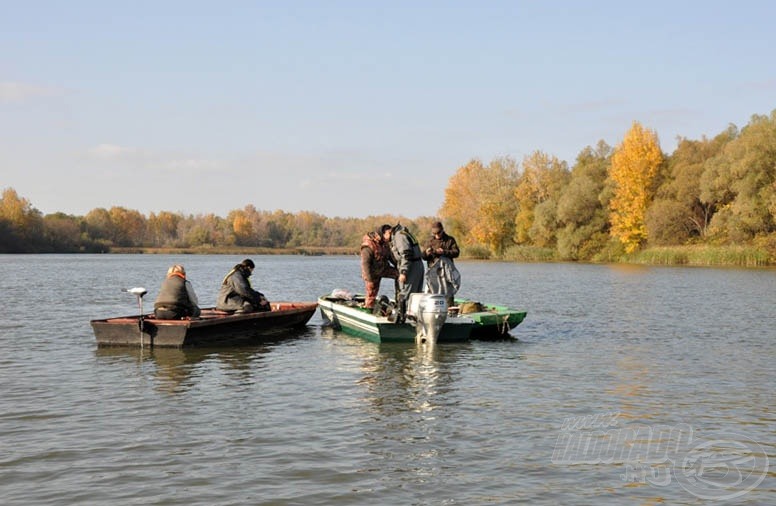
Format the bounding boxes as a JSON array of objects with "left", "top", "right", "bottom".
[
  {"left": 461, "top": 243, "right": 775, "bottom": 267},
  {"left": 628, "top": 245, "right": 773, "bottom": 267}
]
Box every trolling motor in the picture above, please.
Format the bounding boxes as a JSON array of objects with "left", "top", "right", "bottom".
[
  {"left": 124, "top": 287, "right": 148, "bottom": 348},
  {"left": 407, "top": 293, "right": 448, "bottom": 345}
]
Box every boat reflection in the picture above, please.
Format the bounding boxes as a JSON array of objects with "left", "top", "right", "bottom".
[
  {"left": 321, "top": 327, "right": 472, "bottom": 487},
  {"left": 321, "top": 326, "right": 469, "bottom": 415},
  {"left": 95, "top": 327, "right": 315, "bottom": 393}
]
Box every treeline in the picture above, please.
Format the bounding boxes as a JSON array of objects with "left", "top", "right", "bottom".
[
  {"left": 2, "top": 109, "right": 776, "bottom": 264},
  {"left": 440, "top": 110, "right": 776, "bottom": 264},
  {"left": 0, "top": 190, "right": 433, "bottom": 254}
]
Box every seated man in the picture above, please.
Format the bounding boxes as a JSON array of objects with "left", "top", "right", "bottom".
[
  {"left": 216, "top": 258, "right": 270, "bottom": 313},
  {"left": 153, "top": 264, "right": 201, "bottom": 319}
]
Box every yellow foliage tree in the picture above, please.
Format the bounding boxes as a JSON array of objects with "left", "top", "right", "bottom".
[
  {"left": 608, "top": 122, "right": 664, "bottom": 253},
  {"left": 231, "top": 211, "right": 254, "bottom": 244},
  {"left": 0, "top": 187, "right": 43, "bottom": 245}
]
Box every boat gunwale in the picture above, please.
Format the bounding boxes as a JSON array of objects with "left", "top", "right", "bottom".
[{"left": 91, "top": 302, "right": 318, "bottom": 328}]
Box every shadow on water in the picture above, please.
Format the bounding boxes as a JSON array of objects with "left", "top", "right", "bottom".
[{"left": 94, "top": 326, "right": 316, "bottom": 393}]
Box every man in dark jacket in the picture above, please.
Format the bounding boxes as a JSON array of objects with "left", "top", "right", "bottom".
[
  {"left": 389, "top": 224, "right": 424, "bottom": 322},
  {"left": 154, "top": 264, "right": 201, "bottom": 319},
  {"left": 421, "top": 221, "right": 461, "bottom": 306},
  {"left": 216, "top": 259, "right": 270, "bottom": 313},
  {"left": 360, "top": 224, "right": 398, "bottom": 309}
]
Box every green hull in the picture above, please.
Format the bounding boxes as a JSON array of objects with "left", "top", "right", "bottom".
[
  {"left": 454, "top": 299, "right": 527, "bottom": 338},
  {"left": 318, "top": 296, "right": 474, "bottom": 343}
]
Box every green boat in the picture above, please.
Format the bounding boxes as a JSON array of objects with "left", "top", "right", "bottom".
[
  {"left": 318, "top": 293, "right": 476, "bottom": 344},
  {"left": 454, "top": 299, "right": 527, "bottom": 338}
]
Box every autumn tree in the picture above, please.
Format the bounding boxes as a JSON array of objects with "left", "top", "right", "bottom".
[
  {"left": 0, "top": 187, "right": 44, "bottom": 252},
  {"left": 228, "top": 205, "right": 261, "bottom": 246},
  {"left": 513, "top": 151, "right": 570, "bottom": 247},
  {"left": 175, "top": 213, "right": 232, "bottom": 247},
  {"left": 440, "top": 157, "right": 519, "bottom": 255},
  {"left": 608, "top": 122, "right": 664, "bottom": 253},
  {"left": 108, "top": 207, "right": 147, "bottom": 247},
  {"left": 147, "top": 211, "right": 181, "bottom": 247}
]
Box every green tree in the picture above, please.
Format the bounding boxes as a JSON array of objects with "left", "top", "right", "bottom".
[
  {"left": 42, "top": 212, "right": 83, "bottom": 251},
  {"left": 556, "top": 141, "right": 612, "bottom": 259},
  {"left": 648, "top": 128, "right": 736, "bottom": 244},
  {"left": 700, "top": 111, "right": 776, "bottom": 242}
]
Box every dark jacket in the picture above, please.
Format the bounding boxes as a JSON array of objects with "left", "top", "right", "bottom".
[
  {"left": 154, "top": 273, "right": 199, "bottom": 316},
  {"left": 216, "top": 265, "right": 262, "bottom": 311},
  {"left": 421, "top": 231, "right": 460, "bottom": 266}
]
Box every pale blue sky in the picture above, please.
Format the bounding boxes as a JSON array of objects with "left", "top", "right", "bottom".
[{"left": 2, "top": 0, "right": 774, "bottom": 218}]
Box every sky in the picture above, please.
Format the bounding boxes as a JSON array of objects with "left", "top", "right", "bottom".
[{"left": 2, "top": 1, "right": 775, "bottom": 219}]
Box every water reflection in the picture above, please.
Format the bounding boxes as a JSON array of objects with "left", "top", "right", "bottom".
[
  {"left": 321, "top": 328, "right": 471, "bottom": 411},
  {"left": 608, "top": 346, "right": 657, "bottom": 422},
  {"left": 322, "top": 329, "right": 475, "bottom": 492},
  {"left": 94, "top": 328, "right": 315, "bottom": 393}
]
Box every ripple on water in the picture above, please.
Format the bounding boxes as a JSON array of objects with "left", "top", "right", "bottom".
[{"left": 0, "top": 256, "right": 774, "bottom": 505}]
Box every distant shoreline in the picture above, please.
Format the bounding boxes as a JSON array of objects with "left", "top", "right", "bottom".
[
  {"left": 108, "top": 246, "right": 356, "bottom": 256},
  {"left": 64, "top": 244, "right": 775, "bottom": 268}
]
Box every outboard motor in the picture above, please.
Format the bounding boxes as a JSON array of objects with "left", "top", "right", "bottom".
[{"left": 407, "top": 293, "right": 448, "bottom": 345}]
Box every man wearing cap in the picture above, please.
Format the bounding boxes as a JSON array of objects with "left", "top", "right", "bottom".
[
  {"left": 422, "top": 221, "right": 461, "bottom": 307},
  {"left": 360, "top": 224, "right": 398, "bottom": 310}
]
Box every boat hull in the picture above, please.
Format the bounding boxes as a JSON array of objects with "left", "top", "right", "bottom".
[
  {"left": 318, "top": 296, "right": 474, "bottom": 343},
  {"left": 91, "top": 302, "right": 318, "bottom": 348},
  {"left": 455, "top": 299, "right": 527, "bottom": 338}
]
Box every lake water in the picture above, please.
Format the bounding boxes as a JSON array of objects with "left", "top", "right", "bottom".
[{"left": 0, "top": 255, "right": 773, "bottom": 505}]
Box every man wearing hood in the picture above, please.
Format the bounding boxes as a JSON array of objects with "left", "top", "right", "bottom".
[
  {"left": 216, "top": 258, "right": 270, "bottom": 313},
  {"left": 360, "top": 224, "right": 398, "bottom": 310},
  {"left": 389, "top": 223, "right": 424, "bottom": 323}
]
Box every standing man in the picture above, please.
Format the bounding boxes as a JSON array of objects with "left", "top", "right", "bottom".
[
  {"left": 422, "top": 221, "right": 461, "bottom": 307},
  {"left": 360, "top": 224, "right": 398, "bottom": 310},
  {"left": 389, "top": 223, "right": 424, "bottom": 323}
]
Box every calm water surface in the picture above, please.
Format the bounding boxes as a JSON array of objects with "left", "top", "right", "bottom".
[{"left": 0, "top": 255, "right": 773, "bottom": 505}]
